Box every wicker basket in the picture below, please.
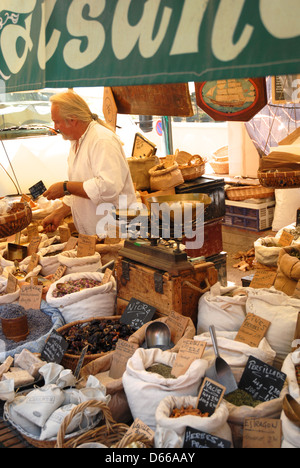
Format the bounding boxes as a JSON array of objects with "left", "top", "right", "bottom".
[
  {"left": 258, "top": 169, "right": 300, "bottom": 189},
  {"left": 210, "top": 146, "right": 229, "bottom": 174},
  {"left": 56, "top": 400, "right": 152, "bottom": 449},
  {"left": 178, "top": 155, "right": 206, "bottom": 181},
  {"left": 226, "top": 185, "right": 275, "bottom": 201},
  {"left": 55, "top": 316, "right": 123, "bottom": 372},
  {"left": 210, "top": 160, "right": 229, "bottom": 175},
  {"left": 0, "top": 202, "right": 32, "bottom": 238}
]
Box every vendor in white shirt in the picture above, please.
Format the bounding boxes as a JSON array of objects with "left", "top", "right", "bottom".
[{"left": 42, "top": 90, "right": 136, "bottom": 236}]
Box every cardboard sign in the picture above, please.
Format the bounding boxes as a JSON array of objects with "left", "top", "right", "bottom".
[
  {"left": 197, "top": 377, "right": 226, "bottom": 416},
  {"left": 235, "top": 314, "right": 271, "bottom": 348},
  {"left": 27, "top": 224, "right": 39, "bottom": 241},
  {"left": 27, "top": 236, "right": 41, "bottom": 256},
  {"left": 63, "top": 236, "right": 78, "bottom": 252},
  {"left": 243, "top": 418, "right": 282, "bottom": 449},
  {"left": 109, "top": 340, "right": 139, "bottom": 379},
  {"left": 77, "top": 234, "right": 96, "bottom": 257},
  {"left": 101, "top": 268, "right": 113, "bottom": 285},
  {"left": 103, "top": 87, "right": 118, "bottom": 131},
  {"left": 6, "top": 273, "right": 18, "bottom": 294},
  {"left": 41, "top": 330, "right": 68, "bottom": 364},
  {"left": 51, "top": 265, "right": 67, "bottom": 283},
  {"left": 59, "top": 226, "right": 71, "bottom": 243},
  {"left": 279, "top": 230, "right": 294, "bottom": 247},
  {"left": 120, "top": 298, "right": 156, "bottom": 330},
  {"left": 250, "top": 270, "right": 277, "bottom": 289},
  {"left": 184, "top": 426, "right": 231, "bottom": 449},
  {"left": 239, "top": 356, "right": 286, "bottom": 402},
  {"left": 19, "top": 284, "right": 43, "bottom": 310},
  {"left": 171, "top": 339, "right": 206, "bottom": 378},
  {"left": 118, "top": 418, "right": 155, "bottom": 447},
  {"left": 27, "top": 253, "right": 39, "bottom": 274},
  {"left": 165, "top": 311, "right": 189, "bottom": 344}
]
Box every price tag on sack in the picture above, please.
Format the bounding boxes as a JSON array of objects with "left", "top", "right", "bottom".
[
  {"left": 171, "top": 339, "right": 206, "bottom": 378},
  {"left": 235, "top": 313, "right": 271, "bottom": 348},
  {"left": 196, "top": 377, "right": 225, "bottom": 416},
  {"left": 243, "top": 418, "right": 282, "bottom": 449},
  {"left": 77, "top": 234, "right": 96, "bottom": 257},
  {"left": 279, "top": 230, "right": 294, "bottom": 247}
]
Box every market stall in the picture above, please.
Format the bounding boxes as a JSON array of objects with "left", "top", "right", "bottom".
[{"left": 0, "top": 0, "right": 300, "bottom": 452}]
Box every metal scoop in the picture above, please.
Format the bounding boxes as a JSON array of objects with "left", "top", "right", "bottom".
[
  {"left": 205, "top": 325, "right": 238, "bottom": 395},
  {"left": 145, "top": 322, "right": 172, "bottom": 350}
]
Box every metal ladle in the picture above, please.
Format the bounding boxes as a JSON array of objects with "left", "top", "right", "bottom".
[{"left": 145, "top": 322, "right": 172, "bottom": 350}]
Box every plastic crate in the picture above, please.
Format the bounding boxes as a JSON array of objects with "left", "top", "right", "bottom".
[{"left": 223, "top": 199, "right": 275, "bottom": 231}]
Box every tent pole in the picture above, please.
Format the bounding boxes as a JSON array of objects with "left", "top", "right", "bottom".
[{"left": 161, "top": 116, "right": 173, "bottom": 156}]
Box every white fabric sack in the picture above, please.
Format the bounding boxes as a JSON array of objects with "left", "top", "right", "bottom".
[
  {"left": 197, "top": 285, "right": 247, "bottom": 334},
  {"left": 38, "top": 243, "right": 68, "bottom": 276},
  {"left": 272, "top": 188, "right": 300, "bottom": 232},
  {"left": 195, "top": 331, "right": 276, "bottom": 383},
  {"left": 254, "top": 237, "right": 283, "bottom": 267},
  {"left": 122, "top": 348, "right": 208, "bottom": 431},
  {"left": 0, "top": 276, "right": 20, "bottom": 304},
  {"left": 46, "top": 272, "right": 117, "bottom": 323},
  {"left": 57, "top": 250, "right": 102, "bottom": 275},
  {"left": 155, "top": 395, "right": 232, "bottom": 449},
  {"left": 0, "top": 379, "right": 15, "bottom": 402},
  {"left": 246, "top": 287, "right": 300, "bottom": 368},
  {"left": 8, "top": 395, "right": 41, "bottom": 437},
  {"left": 227, "top": 387, "right": 288, "bottom": 448},
  {"left": 1, "top": 256, "right": 42, "bottom": 282},
  {"left": 281, "top": 404, "right": 300, "bottom": 448},
  {"left": 281, "top": 350, "right": 300, "bottom": 400}
]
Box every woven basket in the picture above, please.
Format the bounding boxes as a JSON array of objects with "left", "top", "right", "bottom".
[
  {"left": 55, "top": 316, "right": 123, "bottom": 372},
  {"left": 0, "top": 202, "right": 32, "bottom": 238},
  {"left": 226, "top": 185, "right": 275, "bottom": 201},
  {"left": 56, "top": 400, "right": 152, "bottom": 448},
  {"left": 210, "top": 160, "right": 229, "bottom": 175},
  {"left": 258, "top": 170, "right": 300, "bottom": 189},
  {"left": 178, "top": 155, "right": 206, "bottom": 181}
]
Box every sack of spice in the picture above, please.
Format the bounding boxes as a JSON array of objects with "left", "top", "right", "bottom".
[
  {"left": 155, "top": 395, "right": 233, "bottom": 448},
  {"left": 122, "top": 348, "right": 208, "bottom": 431},
  {"left": 79, "top": 352, "right": 131, "bottom": 424},
  {"left": 254, "top": 237, "right": 284, "bottom": 267},
  {"left": 57, "top": 250, "right": 102, "bottom": 275},
  {"left": 46, "top": 272, "right": 117, "bottom": 323},
  {"left": 246, "top": 287, "right": 300, "bottom": 369},
  {"left": 225, "top": 386, "right": 288, "bottom": 448},
  {"left": 0, "top": 276, "right": 20, "bottom": 304},
  {"left": 195, "top": 331, "right": 276, "bottom": 383},
  {"left": 275, "top": 246, "right": 300, "bottom": 296},
  {"left": 38, "top": 243, "right": 68, "bottom": 276},
  {"left": 128, "top": 316, "right": 195, "bottom": 352},
  {"left": 280, "top": 350, "right": 300, "bottom": 448}
]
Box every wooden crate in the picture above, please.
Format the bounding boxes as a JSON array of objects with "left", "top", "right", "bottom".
[{"left": 115, "top": 257, "right": 218, "bottom": 324}]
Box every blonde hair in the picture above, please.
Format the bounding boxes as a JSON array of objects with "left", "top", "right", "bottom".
[{"left": 50, "top": 90, "right": 114, "bottom": 131}]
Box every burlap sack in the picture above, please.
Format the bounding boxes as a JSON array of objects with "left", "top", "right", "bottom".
[
  {"left": 274, "top": 246, "right": 300, "bottom": 296},
  {"left": 149, "top": 162, "right": 184, "bottom": 191},
  {"left": 128, "top": 155, "right": 160, "bottom": 191}
]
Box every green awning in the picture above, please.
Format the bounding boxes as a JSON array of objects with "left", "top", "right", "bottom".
[{"left": 1, "top": 0, "right": 300, "bottom": 93}]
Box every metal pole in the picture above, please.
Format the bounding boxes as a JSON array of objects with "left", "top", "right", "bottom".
[{"left": 161, "top": 116, "right": 173, "bottom": 155}]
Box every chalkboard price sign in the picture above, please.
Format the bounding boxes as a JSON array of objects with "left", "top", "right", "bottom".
[
  {"left": 197, "top": 377, "right": 226, "bottom": 416},
  {"left": 120, "top": 297, "right": 156, "bottom": 330},
  {"left": 41, "top": 330, "right": 68, "bottom": 364},
  {"left": 29, "top": 180, "right": 47, "bottom": 200},
  {"left": 184, "top": 426, "right": 231, "bottom": 449},
  {"left": 238, "top": 356, "right": 287, "bottom": 402}
]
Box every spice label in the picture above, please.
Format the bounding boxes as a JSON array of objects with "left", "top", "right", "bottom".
[
  {"left": 6, "top": 273, "right": 18, "bottom": 294},
  {"left": 27, "top": 236, "right": 41, "bottom": 256},
  {"left": 63, "top": 236, "right": 78, "bottom": 252},
  {"left": 77, "top": 234, "right": 96, "bottom": 257},
  {"left": 120, "top": 298, "right": 156, "bottom": 330},
  {"left": 119, "top": 418, "right": 155, "bottom": 447},
  {"left": 279, "top": 230, "right": 294, "bottom": 247},
  {"left": 235, "top": 313, "right": 271, "bottom": 348},
  {"left": 238, "top": 356, "right": 286, "bottom": 403},
  {"left": 109, "top": 340, "right": 139, "bottom": 379},
  {"left": 27, "top": 224, "right": 39, "bottom": 241},
  {"left": 19, "top": 284, "right": 43, "bottom": 310},
  {"left": 165, "top": 311, "right": 189, "bottom": 344},
  {"left": 196, "top": 377, "right": 226, "bottom": 416},
  {"left": 27, "top": 253, "right": 39, "bottom": 274},
  {"left": 171, "top": 339, "right": 206, "bottom": 378},
  {"left": 242, "top": 418, "right": 282, "bottom": 449},
  {"left": 183, "top": 426, "right": 231, "bottom": 449},
  {"left": 59, "top": 226, "right": 71, "bottom": 243},
  {"left": 250, "top": 270, "right": 277, "bottom": 289},
  {"left": 51, "top": 266, "right": 67, "bottom": 283},
  {"left": 101, "top": 268, "right": 113, "bottom": 285},
  {"left": 41, "top": 330, "right": 68, "bottom": 364}
]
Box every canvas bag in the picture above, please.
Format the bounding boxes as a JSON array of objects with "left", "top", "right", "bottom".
[
  {"left": 0, "top": 276, "right": 20, "bottom": 304},
  {"left": 57, "top": 250, "right": 102, "bottom": 275},
  {"left": 127, "top": 155, "right": 160, "bottom": 191},
  {"left": 254, "top": 237, "right": 283, "bottom": 267},
  {"left": 155, "top": 395, "right": 233, "bottom": 448},
  {"left": 197, "top": 285, "right": 247, "bottom": 334},
  {"left": 246, "top": 287, "right": 300, "bottom": 368},
  {"left": 274, "top": 246, "right": 300, "bottom": 296},
  {"left": 195, "top": 331, "right": 276, "bottom": 383},
  {"left": 122, "top": 348, "right": 208, "bottom": 431},
  {"left": 46, "top": 272, "right": 117, "bottom": 323},
  {"left": 38, "top": 243, "right": 68, "bottom": 276},
  {"left": 280, "top": 351, "right": 300, "bottom": 446},
  {"left": 149, "top": 161, "right": 184, "bottom": 191}
]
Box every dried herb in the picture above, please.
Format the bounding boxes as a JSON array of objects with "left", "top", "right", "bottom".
[
  {"left": 146, "top": 363, "right": 175, "bottom": 379},
  {"left": 225, "top": 389, "right": 261, "bottom": 408}
]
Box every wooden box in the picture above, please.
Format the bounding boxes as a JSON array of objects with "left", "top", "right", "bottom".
[{"left": 115, "top": 257, "right": 218, "bottom": 324}]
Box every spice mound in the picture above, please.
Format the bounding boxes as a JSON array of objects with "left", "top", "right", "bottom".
[
  {"left": 225, "top": 389, "right": 261, "bottom": 408},
  {"left": 0, "top": 304, "right": 26, "bottom": 319},
  {"left": 52, "top": 278, "right": 103, "bottom": 297},
  {"left": 170, "top": 405, "right": 209, "bottom": 418},
  {"left": 60, "top": 319, "right": 135, "bottom": 355},
  {"left": 146, "top": 363, "right": 176, "bottom": 379}
]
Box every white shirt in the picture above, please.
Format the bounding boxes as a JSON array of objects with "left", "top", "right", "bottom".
[{"left": 63, "top": 121, "right": 137, "bottom": 236}]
